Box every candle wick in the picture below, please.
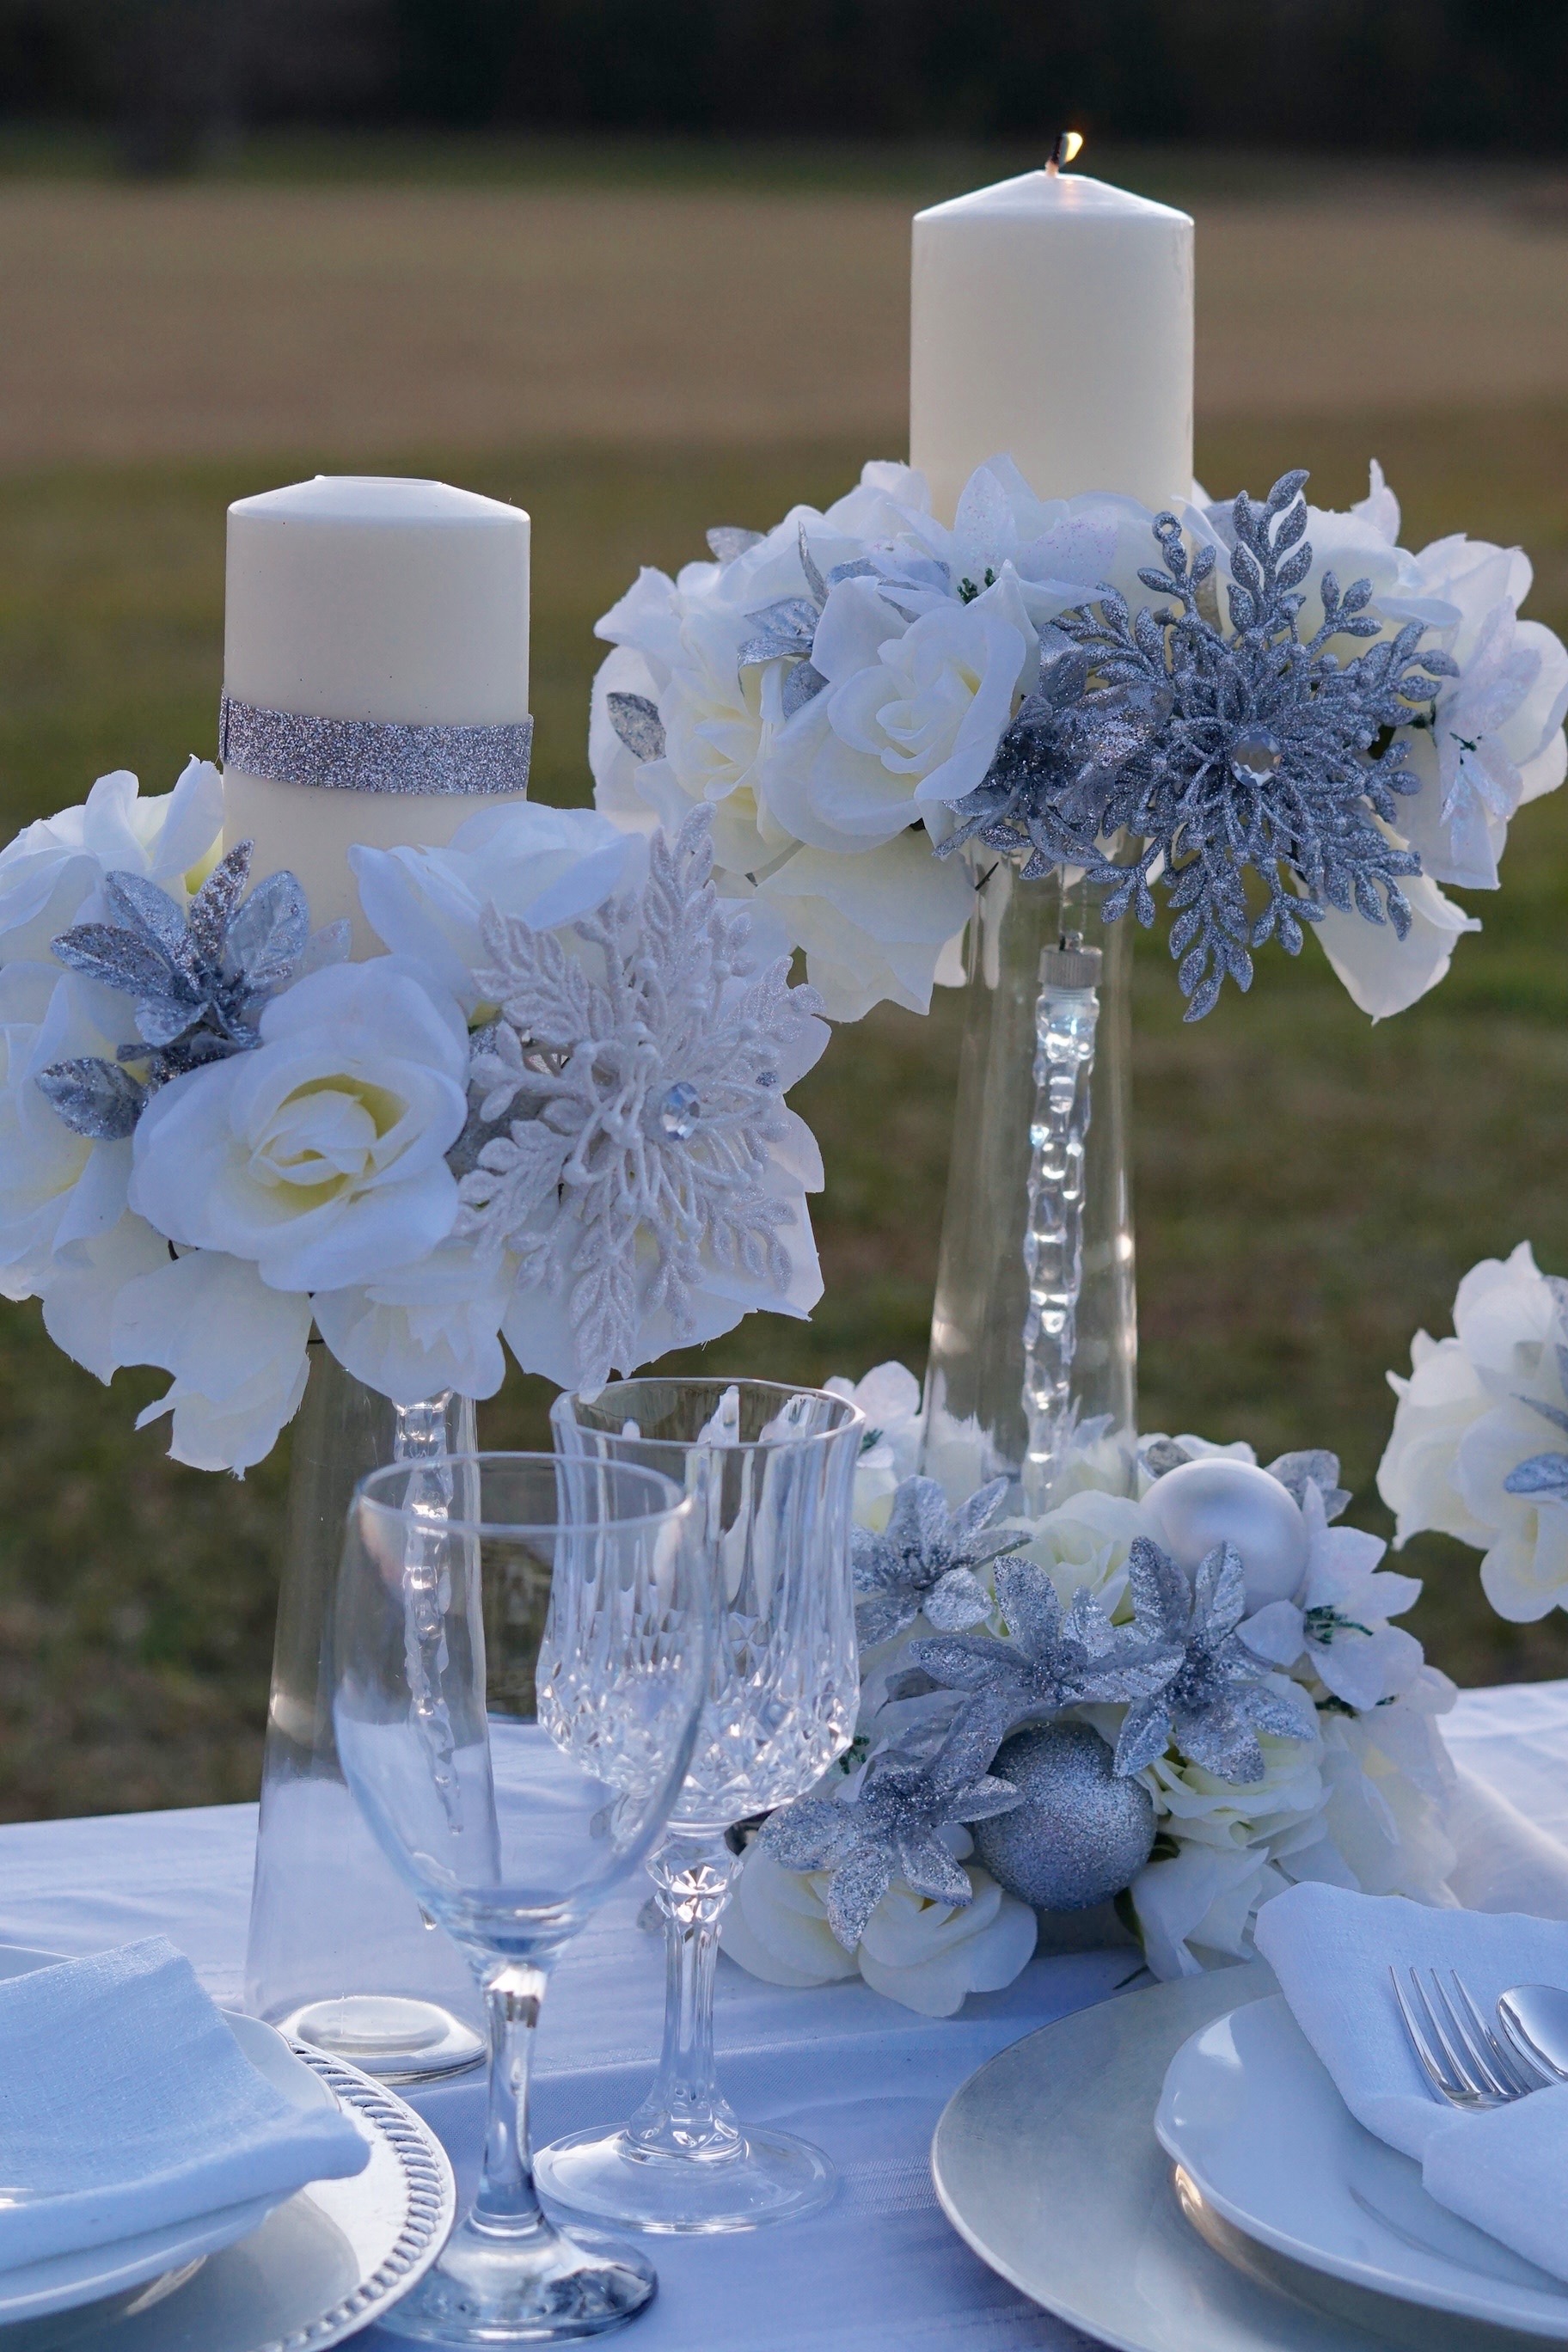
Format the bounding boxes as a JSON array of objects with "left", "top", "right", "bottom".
[{"left": 1046, "top": 130, "right": 1085, "bottom": 177}]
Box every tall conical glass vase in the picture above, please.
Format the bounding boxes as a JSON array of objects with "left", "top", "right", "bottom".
[
  {"left": 244, "top": 1344, "right": 487, "bottom": 2083},
  {"left": 922, "top": 860, "right": 1137, "bottom": 1513}
]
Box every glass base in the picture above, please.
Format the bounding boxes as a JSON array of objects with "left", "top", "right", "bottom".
[
  {"left": 278, "top": 1994, "right": 486, "bottom": 2083},
  {"left": 535, "top": 2121, "right": 836, "bottom": 2236},
  {"left": 377, "top": 2214, "right": 655, "bottom": 2346}
]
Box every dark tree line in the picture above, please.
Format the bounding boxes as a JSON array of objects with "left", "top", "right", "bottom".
[{"left": 3, "top": 0, "right": 1565, "bottom": 170}]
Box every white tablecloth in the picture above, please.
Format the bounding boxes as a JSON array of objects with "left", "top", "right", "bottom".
[{"left": 3, "top": 1681, "right": 1566, "bottom": 2352}]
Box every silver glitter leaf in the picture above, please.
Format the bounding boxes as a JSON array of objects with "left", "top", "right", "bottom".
[
  {"left": 34, "top": 1055, "right": 146, "bottom": 1141},
  {"left": 707, "top": 526, "right": 763, "bottom": 562},
  {"left": 1504, "top": 1451, "right": 1568, "bottom": 1499},
  {"left": 225, "top": 867, "right": 310, "bottom": 990},
  {"left": 606, "top": 692, "right": 666, "bottom": 763},
  {"left": 940, "top": 470, "right": 1461, "bottom": 1018},
  {"left": 781, "top": 659, "right": 829, "bottom": 718},
  {"left": 1266, "top": 1449, "right": 1351, "bottom": 1522},
  {"left": 41, "top": 840, "right": 328, "bottom": 1130}
]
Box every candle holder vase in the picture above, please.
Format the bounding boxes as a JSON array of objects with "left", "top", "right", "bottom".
[
  {"left": 244, "top": 1345, "right": 487, "bottom": 2083},
  {"left": 922, "top": 860, "right": 1137, "bottom": 1514}
]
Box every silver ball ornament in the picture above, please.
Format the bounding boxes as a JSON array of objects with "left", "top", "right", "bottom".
[
  {"left": 1142, "top": 1456, "right": 1308, "bottom": 1610},
  {"left": 971, "top": 1724, "right": 1155, "bottom": 1912}
]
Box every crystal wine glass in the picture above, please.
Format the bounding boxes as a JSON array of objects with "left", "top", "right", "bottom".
[
  {"left": 534, "top": 1379, "right": 863, "bottom": 2235},
  {"left": 333, "top": 1452, "right": 711, "bottom": 2343}
]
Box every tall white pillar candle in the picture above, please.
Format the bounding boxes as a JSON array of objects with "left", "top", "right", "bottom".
[
  {"left": 910, "top": 169, "right": 1194, "bottom": 524},
  {"left": 223, "top": 475, "right": 530, "bottom": 947}
]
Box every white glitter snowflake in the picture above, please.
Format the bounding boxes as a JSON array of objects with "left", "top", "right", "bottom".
[{"left": 452, "top": 809, "right": 827, "bottom": 1394}]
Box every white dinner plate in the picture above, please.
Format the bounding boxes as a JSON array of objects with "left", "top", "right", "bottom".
[
  {"left": 0, "top": 1945, "right": 331, "bottom": 2323},
  {"left": 932, "top": 1962, "right": 1550, "bottom": 2352},
  {"left": 1156, "top": 1993, "right": 1568, "bottom": 2341},
  {"left": 0, "top": 1941, "right": 454, "bottom": 2342}
]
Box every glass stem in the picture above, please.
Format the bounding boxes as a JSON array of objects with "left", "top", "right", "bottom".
[
  {"left": 472, "top": 1962, "right": 552, "bottom": 2236},
  {"left": 627, "top": 1831, "right": 743, "bottom": 2159}
]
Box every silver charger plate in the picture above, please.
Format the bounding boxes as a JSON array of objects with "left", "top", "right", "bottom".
[
  {"left": 929, "top": 1961, "right": 1549, "bottom": 2352},
  {"left": 0, "top": 1945, "right": 456, "bottom": 2352}
]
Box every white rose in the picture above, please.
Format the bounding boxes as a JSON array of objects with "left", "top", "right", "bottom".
[
  {"left": 1008, "top": 1489, "right": 1155, "bottom": 1622},
  {"left": 825, "top": 1359, "right": 924, "bottom": 1530},
  {"left": 0, "top": 760, "right": 223, "bottom": 968},
  {"left": 749, "top": 832, "right": 972, "bottom": 1022},
  {"left": 313, "top": 1240, "right": 514, "bottom": 1406},
  {"left": 36, "top": 1211, "right": 168, "bottom": 1382},
  {"left": 854, "top": 1871, "right": 1038, "bottom": 2017},
  {"left": 1302, "top": 1709, "right": 1457, "bottom": 1905},
  {"left": 763, "top": 575, "right": 1032, "bottom": 853},
  {"left": 1397, "top": 530, "right": 1568, "bottom": 890},
  {"left": 128, "top": 959, "right": 469, "bottom": 1294},
  {"left": 0, "top": 963, "right": 138, "bottom": 1303},
  {"left": 111, "top": 1250, "right": 313, "bottom": 1476},
  {"left": 352, "top": 802, "right": 646, "bottom": 1016},
  {"left": 1130, "top": 1842, "right": 1289, "bottom": 1980},
  {"left": 1378, "top": 1242, "right": 1568, "bottom": 1617},
  {"left": 1311, "top": 863, "right": 1480, "bottom": 1022},
  {"left": 1127, "top": 1735, "right": 1331, "bottom": 1977},
  {"left": 721, "top": 1843, "right": 1036, "bottom": 2018},
  {"left": 919, "top": 1394, "right": 993, "bottom": 1508},
  {"left": 1378, "top": 1332, "right": 1493, "bottom": 1546}
]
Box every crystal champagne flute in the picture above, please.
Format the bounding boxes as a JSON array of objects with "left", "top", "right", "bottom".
[{"left": 534, "top": 1380, "right": 862, "bottom": 2234}]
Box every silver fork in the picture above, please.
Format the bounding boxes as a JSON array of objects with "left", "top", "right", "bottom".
[{"left": 1388, "top": 1966, "right": 1553, "bottom": 2109}]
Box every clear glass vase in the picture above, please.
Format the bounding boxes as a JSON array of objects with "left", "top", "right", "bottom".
[
  {"left": 244, "top": 1344, "right": 487, "bottom": 2082},
  {"left": 922, "top": 860, "right": 1137, "bottom": 1512}
]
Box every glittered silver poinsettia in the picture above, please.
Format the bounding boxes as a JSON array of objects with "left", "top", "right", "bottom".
[
  {"left": 852, "top": 1473, "right": 1025, "bottom": 1647},
  {"left": 757, "top": 1716, "right": 1021, "bottom": 1949},
  {"left": 1113, "top": 1535, "right": 1318, "bottom": 1784},
  {"left": 907, "top": 1554, "right": 1171, "bottom": 1750},
  {"left": 35, "top": 842, "right": 346, "bottom": 1140},
  {"left": 943, "top": 471, "right": 1459, "bottom": 1020},
  {"left": 451, "top": 808, "right": 826, "bottom": 1396}
]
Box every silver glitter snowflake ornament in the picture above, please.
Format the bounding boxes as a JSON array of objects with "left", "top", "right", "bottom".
[
  {"left": 1114, "top": 1535, "right": 1317, "bottom": 1783},
  {"left": 36, "top": 842, "right": 347, "bottom": 1140},
  {"left": 851, "top": 1474, "right": 1025, "bottom": 1648},
  {"left": 908, "top": 1555, "right": 1172, "bottom": 1751},
  {"left": 944, "top": 471, "right": 1459, "bottom": 1019},
  {"left": 452, "top": 808, "right": 825, "bottom": 1396},
  {"left": 758, "top": 1717, "right": 1022, "bottom": 1949}
]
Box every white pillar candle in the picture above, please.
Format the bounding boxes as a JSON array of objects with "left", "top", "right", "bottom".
[
  {"left": 223, "top": 475, "right": 530, "bottom": 948},
  {"left": 910, "top": 168, "right": 1194, "bottom": 524}
]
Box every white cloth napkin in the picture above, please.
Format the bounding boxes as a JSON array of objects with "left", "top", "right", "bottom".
[
  {"left": 1253, "top": 1879, "right": 1568, "bottom": 2282},
  {"left": 0, "top": 1937, "right": 369, "bottom": 2273}
]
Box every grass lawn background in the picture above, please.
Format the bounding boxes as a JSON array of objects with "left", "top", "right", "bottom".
[{"left": 3, "top": 146, "right": 1568, "bottom": 1815}]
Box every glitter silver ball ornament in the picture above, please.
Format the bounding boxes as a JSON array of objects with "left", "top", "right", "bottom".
[
  {"left": 970, "top": 1724, "right": 1155, "bottom": 1912},
  {"left": 656, "top": 1081, "right": 701, "bottom": 1139},
  {"left": 1228, "top": 723, "right": 1283, "bottom": 787},
  {"left": 1142, "top": 1457, "right": 1308, "bottom": 1610}
]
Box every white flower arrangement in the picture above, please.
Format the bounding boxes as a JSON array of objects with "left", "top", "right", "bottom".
[
  {"left": 0, "top": 771, "right": 828, "bottom": 1473},
  {"left": 1379, "top": 1240, "right": 1568, "bottom": 1621},
  {"left": 591, "top": 458, "right": 1566, "bottom": 1025},
  {"left": 720, "top": 1364, "right": 1459, "bottom": 2011}
]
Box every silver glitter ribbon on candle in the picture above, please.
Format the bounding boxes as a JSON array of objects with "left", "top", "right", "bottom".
[{"left": 218, "top": 694, "right": 533, "bottom": 796}]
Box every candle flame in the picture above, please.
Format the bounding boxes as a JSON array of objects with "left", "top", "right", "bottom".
[{"left": 1046, "top": 131, "right": 1085, "bottom": 176}]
